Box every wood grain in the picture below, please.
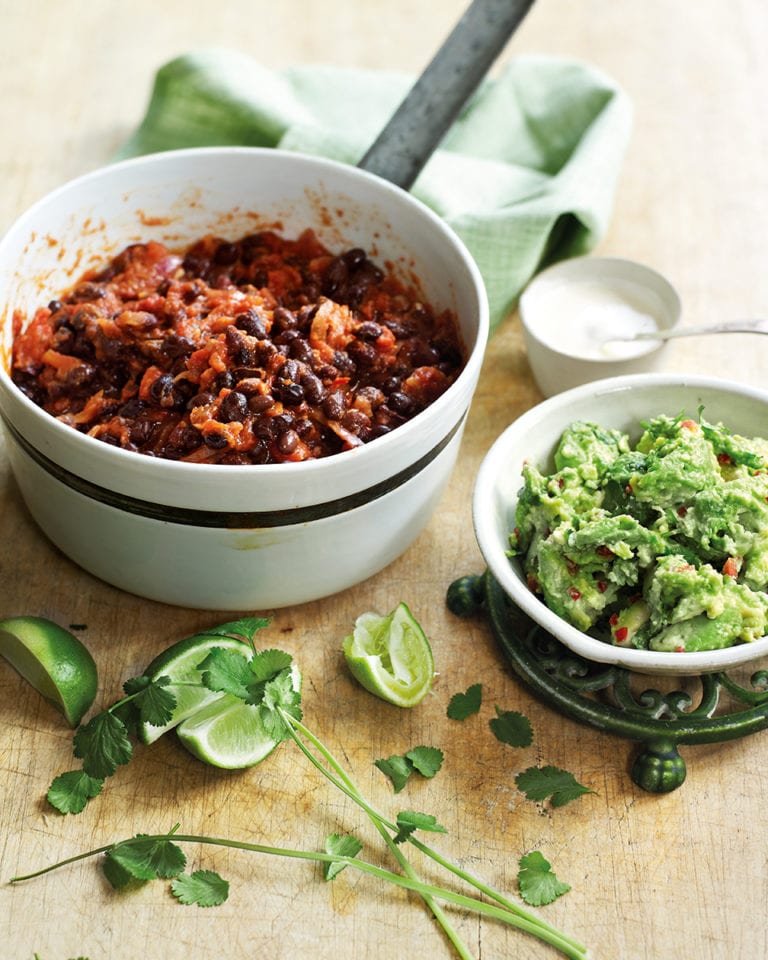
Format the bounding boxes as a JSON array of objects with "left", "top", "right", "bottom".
[{"left": 2, "top": 2, "right": 768, "bottom": 958}]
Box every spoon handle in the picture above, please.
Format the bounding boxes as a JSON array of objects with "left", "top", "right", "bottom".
[
  {"left": 357, "top": 0, "right": 535, "bottom": 190},
  {"left": 630, "top": 319, "right": 768, "bottom": 341}
]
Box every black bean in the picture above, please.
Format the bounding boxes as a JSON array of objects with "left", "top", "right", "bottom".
[
  {"left": 281, "top": 359, "right": 300, "bottom": 382},
  {"left": 322, "top": 390, "right": 345, "bottom": 421},
  {"left": 119, "top": 396, "right": 145, "bottom": 419},
  {"left": 341, "top": 409, "right": 370, "bottom": 434},
  {"left": 294, "top": 417, "right": 313, "bottom": 438},
  {"left": 272, "top": 413, "right": 294, "bottom": 432},
  {"left": 323, "top": 257, "right": 348, "bottom": 297},
  {"left": 248, "top": 394, "right": 274, "bottom": 413},
  {"left": 187, "top": 391, "right": 215, "bottom": 411},
  {"left": 249, "top": 440, "right": 270, "bottom": 464},
  {"left": 356, "top": 321, "right": 382, "bottom": 341},
  {"left": 274, "top": 328, "right": 300, "bottom": 348},
  {"left": 273, "top": 306, "right": 297, "bottom": 331},
  {"left": 149, "top": 373, "right": 176, "bottom": 407},
  {"left": 300, "top": 372, "right": 324, "bottom": 405},
  {"left": 277, "top": 429, "right": 299, "bottom": 455},
  {"left": 47, "top": 299, "right": 64, "bottom": 313},
  {"left": 253, "top": 416, "right": 277, "bottom": 440},
  {"left": 213, "top": 241, "right": 239, "bottom": 266},
  {"left": 289, "top": 338, "right": 314, "bottom": 364},
  {"left": 347, "top": 339, "right": 376, "bottom": 367},
  {"left": 278, "top": 382, "right": 305, "bottom": 406},
  {"left": 215, "top": 371, "right": 235, "bottom": 391},
  {"left": 387, "top": 391, "right": 412, "bottom": 414},
  {"left": 161, "top": 333, "right": 195, "bottom": 359},
  {"left": 235, "top": 310, "right": 267, "bottom": 339},
  {"left": 219, "top": 391, "right": 248, "bottom": 423},
  {"left": 342, "top": 247, "right": 367, "bottom": 269},
  {"left": 204, "top": 431, "right": 229, "bottom": 450}
]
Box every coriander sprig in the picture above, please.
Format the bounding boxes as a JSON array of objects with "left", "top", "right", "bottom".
[{"left": 29, "top": 618, "right": 589, "bottom": 960}]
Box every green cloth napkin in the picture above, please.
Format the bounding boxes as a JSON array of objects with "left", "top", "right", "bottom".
[{"left": 117, "top": 49, "right": 632, "bottom": 333}]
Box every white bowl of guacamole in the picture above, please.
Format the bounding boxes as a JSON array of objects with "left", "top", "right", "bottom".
[{"left": 474, "top": 373, "right": 768, "bottom": 675}]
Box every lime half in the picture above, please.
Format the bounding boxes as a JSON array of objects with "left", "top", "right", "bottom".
[
  {"left": 0, "top": 616, "right": 98, "bottom": 726},
  {"left": 138, "top": 633, "right": 252, "bottom": 744},
  {"left": 342, "top": 602, "right": 434, "bottom": 707}
]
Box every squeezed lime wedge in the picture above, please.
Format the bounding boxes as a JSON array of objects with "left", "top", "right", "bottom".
[{"left": 342, "top": 602, "right": 434, "bottom": 707}]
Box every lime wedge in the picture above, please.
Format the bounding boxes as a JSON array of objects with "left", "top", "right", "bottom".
[
  {"left": 0, "top": 616, "right": 98, "bottom": 726},
  {"left": 138, "top": 631, "right": 301, "bottom": 769},
  {"left": 342, "top": 602, "right": 434, "bottom": 707},
  {"left": 175, "top": 660, "right": 302, "bottom": 768},
  {"left": 176, "top": 697, "right": 281, "bottom": 769},
  {"left": 138, "top": 633, "right": 252, "bottom": 744}
]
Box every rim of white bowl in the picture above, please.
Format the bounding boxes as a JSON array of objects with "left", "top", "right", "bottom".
[
  {"left": 0, "top": 147, "right": 489, "bottom": 518},
  {"left": 473, "top": 372, "right": 768, "bottom": 675}
]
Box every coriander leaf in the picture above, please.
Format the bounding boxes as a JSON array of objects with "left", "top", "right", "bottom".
[
  {"left": 324, "top": 834, "right": 363, "bottom": 880},
  {"left": 446, "top": 683, "right": 483, "bottom": 720},
  {"left": 123, "top": 675, "right": 176, "bottom": 727},
  {"left": 73, "top": 711, "right": 133, "bottom": 779},
  {"left": 199, "top": 648, "right": 254, "bottom": 702},
  {"left": 203, "top": 617, "right": 271, "bottom": 643},
  {"left": 47, "top": 770, "right": 104, "bottom": 815},
  {"left": 107, "top": 835, "right": 187, "bottom": 881},
  {"left": 249, "top": 649, "right": 293, "bottom": 683},
  {"left": 405, "top": 746, "right": 443, "bottom": 779},
  {"left": 171, "top": 869, "right": 230, "bottom": 907},
  {"left": 394, "top": 810, "right": 447, "bottom": 844},
  {"left": 489, "top": 707, "right": 533, "bottom": 748},
  {"left": 515, "top": 765, "right": 595, "bottom": 808},
  {"left": 102, "top": 852, "right": 147, "bottom": 890},
  {"left": 518, "top": 851, "right": 571, "bottom": 906},
  {"left": 262, "top": 666, "right": 301, "bottom": 716},
  {"left": 375, "top": 755, "right": 414, "bottom": 793}
]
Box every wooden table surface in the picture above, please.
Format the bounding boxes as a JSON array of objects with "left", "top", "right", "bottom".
[{"left": 2, "top": 2, "right": 768, "bottom": 959}]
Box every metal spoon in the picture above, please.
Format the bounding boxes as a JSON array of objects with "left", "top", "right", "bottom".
[
  {"left": 358, "top": 0, "right": 535, "bottom": 190},
  {"left": 612, "top": 318, "right": 768, "bottom": 343}
]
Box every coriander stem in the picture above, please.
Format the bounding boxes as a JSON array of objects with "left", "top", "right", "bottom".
[
  {"left": 281, "top": 714, "right": 475, "bottom": 960},
  {"left": 10, "top": 833, "right": 586, "bottom": 959},
  {"left": 282, "top": 714, "right": 587, "bottom": 958}
]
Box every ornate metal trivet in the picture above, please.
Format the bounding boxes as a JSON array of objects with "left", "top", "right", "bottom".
[{"left": 447, "top": 573, "right": 768, "bottom": 793}]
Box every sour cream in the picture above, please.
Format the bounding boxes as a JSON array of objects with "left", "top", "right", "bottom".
[{"left": 529, "top": 277, "right": 664, "bottom": 360}]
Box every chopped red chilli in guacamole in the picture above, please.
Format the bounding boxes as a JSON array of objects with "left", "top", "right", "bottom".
[{"left": 11, "top": 230, "right": 465, "bottom": 464}]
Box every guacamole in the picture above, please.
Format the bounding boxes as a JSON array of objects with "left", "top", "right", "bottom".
[{"left": 509, "top": 413, "right": 768, "bottom": 652}]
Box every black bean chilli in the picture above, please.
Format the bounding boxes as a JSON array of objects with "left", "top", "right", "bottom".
[{"left": 11, "top": 229, "right": 465, "bottom": 464}]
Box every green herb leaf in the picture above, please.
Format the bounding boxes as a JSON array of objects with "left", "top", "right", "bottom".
[
  {"left": 171, "top": 869, "right": 230, "bottom": 906},
  {"left": 515, "top": 765, "right": 595, "bottom": 807},
  {"left": 203, "top": 617, "right": 272, "bottom": 642},
  {"left": 324, "top": 834, "right": 363, "bottom": 880},
  {"left": 102, "top": 851, "right": 147, "bottom": 890},
  {"left": 393, "top": 810, "right": 447, "bottom": 844},
  {"left": 199, "top": 648, "right": 254, "bottom": 702},
  {"left": 46, "top": 770, "right": 104, "bottom": 814},
  {"left": 404, "top": 746, "right": 443, "bottom": 778},
  {"left": 489, "top": 707, "right": 533, "bottom": 748},
  {"left": 375, "top": 754, "right": 414, "bottom": 793},
  {"left": 107, "top": 835, "right": 187, "bottom": 880},
  {"left": 73, "top": 711, "right": 133, "bottom": 779},
  {"left": 446, "top": 683, "right": 483, "bottom": 720},
  {"left": 122, "top": 675, "right": 176, "bottom": 727},
  {"left": 517, "top": 851, "right": 571, "bottom": 905}
]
